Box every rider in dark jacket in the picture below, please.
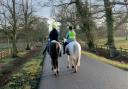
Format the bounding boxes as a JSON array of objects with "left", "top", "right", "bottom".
[
  {"left": 43, "top": 27, "right": 59, "bottom": 54},
  {"left": 49, "top": 28, "right": 59, "bottom": 41}
]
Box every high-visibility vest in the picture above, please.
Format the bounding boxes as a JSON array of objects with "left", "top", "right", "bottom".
[{"left": 68, "top": 31, "right": 76, "bottom": 40}]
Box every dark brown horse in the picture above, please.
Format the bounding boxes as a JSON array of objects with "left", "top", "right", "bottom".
[{"left": 48, "top": 40, "right": 61, "bottom": 76}]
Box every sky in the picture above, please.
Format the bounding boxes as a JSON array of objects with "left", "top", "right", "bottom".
[
  {"left": 33, "top": 0, "right": 52, "bottom": 18},
  {"left": 35, "top": 7, "right": 51, "bottom": 18},
  {"left": 33, "top": 0, "right": 125, "bottom": 18},
  {"left": 33, "top": 0, "right": 104, "bottom": 18},
  {"left": 33, "top": 0, "right": 127, "bottom": 27},
  {"left": 33, "top": 0, "right": 73, "bottom": 18},
  {"left": 33, "top": 0, "right": 104, "bottom": 27}
]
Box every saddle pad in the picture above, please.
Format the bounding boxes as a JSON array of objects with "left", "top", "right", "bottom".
[{"left": 51, "top": 40, "right": 57, "bottom": 43}]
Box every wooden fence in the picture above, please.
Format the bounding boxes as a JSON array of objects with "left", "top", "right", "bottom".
[
  {"left": 95, "top": 45, "right": 128, "bottom": 57},
  {"left": 79, "top": 41, "right": 128, "bottom": 57},
  {"left": 0, "top": 48, "right": 12, "bottom": 59}
]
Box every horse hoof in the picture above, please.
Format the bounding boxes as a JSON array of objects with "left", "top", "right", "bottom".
[
  {"left": 57, "top": 71, "right": 59, "bottom": 75},
  {"left": 54, "top": 73, "right": 57, "bottom": 76},
  {"left": 72, "top": 66, "right": 74, "bottom": 69},
  {"left": 73, "top": 71, "right": 77, "bottom": 73},
  {"left": 54, "top": 72, "right": 59, "bottom": 76}
]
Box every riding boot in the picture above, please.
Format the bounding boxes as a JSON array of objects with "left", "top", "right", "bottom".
[
  {"left": 43, "top": 46, "right": 47, "bottom": 54},
  {"left": 63, "top": 44, "right": 65, "bottom": 54},
  {"left": 63, "top": 42, "right": 68, "bottom": 54}
]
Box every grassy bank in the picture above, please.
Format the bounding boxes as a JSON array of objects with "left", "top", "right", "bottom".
[
  {"left": 1, "top": 52, "right": 44, "bottom": 89},
  {"left": 82, "top": 51, "right": 128, "bottom": 70},
  {"left": 0, "top": 51, "right": 28, "bottom": 65}
]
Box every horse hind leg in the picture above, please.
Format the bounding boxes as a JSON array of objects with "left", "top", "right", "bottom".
[
  {"left": 73, "top": 58, "right": 79, "bottom": 73},
  {"left": 54, "top": 59, "right": 59, "bottom": 76},
  {"left": 53, "top": 65, "right": 58, "bottom": 76},
  {"left": 57, "top": 69, "right": 59, "bottom": 75},
  {"left": 54, "top": 67, "right": 59, "bottom": 76},
  {"left": 67, "top": 56, "right": 70, "bottom": 68},
  {"left": 73, "top": 65, "right": 78, "bottom": 73},
  {"left": 56, "top": 63, "right": 59, "bottom": 76},
  {"left": 52, "top": 62, "right": 57, "bottom": 75},
  {"left": 54, "top": 69, "right": 57, "bottom": 76},
  {"left": 71, "top": 57, "right": 75, "bottom": 69},
  {"left": 73, "top": 60, "right": 78, "bottom": 73}
]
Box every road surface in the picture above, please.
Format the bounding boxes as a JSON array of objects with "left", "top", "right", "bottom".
[{"left": 39, "top": 53, "right": 128, "bottom": 89}]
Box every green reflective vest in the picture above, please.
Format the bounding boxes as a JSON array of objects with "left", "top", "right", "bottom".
[{"left": 69, "top": 31, "right": 76, "bottom": 40}]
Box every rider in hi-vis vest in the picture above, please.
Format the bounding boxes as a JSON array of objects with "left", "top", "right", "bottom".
[
  {"left": 63, "top": 26, "right": 76, "bottom": 54},
  {"left": 66, "top": 30, "right": 76, "bottom": 42}
]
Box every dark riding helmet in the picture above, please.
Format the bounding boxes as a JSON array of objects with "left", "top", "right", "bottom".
[{"left": 69, "top": 26, "right": 73, "bottom": 31}]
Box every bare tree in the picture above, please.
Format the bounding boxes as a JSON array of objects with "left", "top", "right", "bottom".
[
  {"left": 103, "top": 0, "right": 117, "bottom": 57},
  {"left": 39, "top": 0, "right": 128, "bottom": 52},
  {"left": 0, "top": 0, "right": 22, "bottom": 57},
  {"left": 21, "top": 0, "right": 34, "bottom": 50},
  {"left": 75, "top": 0, "right": 96, "bottom": 51}
]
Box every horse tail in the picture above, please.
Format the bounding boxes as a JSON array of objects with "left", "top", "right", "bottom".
[
  {"left": 50, "top": 42, "right": 59, "bottom": 57},
  {"left": 73, "top": 44, "right": 77, "bottom": 54},
  {"left": 50, "top": 42, "right": 59, "bottom": 71},
  {"left": 73, "top": 42, "right": 81, "bottom": 55}
]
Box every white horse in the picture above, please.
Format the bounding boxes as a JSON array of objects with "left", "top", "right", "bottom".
[{"left": 65, "top": 40, "right": 81, "bottom": 73}]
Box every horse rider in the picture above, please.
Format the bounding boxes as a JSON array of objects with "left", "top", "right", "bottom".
[
  {"left": 63, "top": 26, "right": 76, "bottom": 54},
  {"left": 43, "top": 21, "right": 61, "bottom": 56}
]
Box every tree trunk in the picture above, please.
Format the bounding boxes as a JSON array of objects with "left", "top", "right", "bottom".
[
  {"left": 23, "top": 0, "right": 31, "bottom": 50},
  {"left": 126, "top": 29, "right": 128, "bottom": 40},
  {"left": 75, "top": 0, "right": 95, "bottom": 51},
  {"left": 104, "top": 0, "right": 116, "bottom": 57},
  {"left": 26, "top": 42, "right": 31, "bottom": 50},
  {"left": 12, "top": 0, "right": 18, "bottom": 57},
  {"left": 25, "top": 25, "right": 31, "bottom": 50},
  {"left": 12, "top": 34, "right": 17, "bottom": 57}
]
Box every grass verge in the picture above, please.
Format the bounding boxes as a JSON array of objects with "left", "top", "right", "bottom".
[
  {"left": 82, "top": 51, "right": 128, "bottom": 70},
  {"left": 0, "top": 50, "right": 45, "bottom": 89},
  {"left": 0, "top": 51, "right": 28, "bottom": 64}
]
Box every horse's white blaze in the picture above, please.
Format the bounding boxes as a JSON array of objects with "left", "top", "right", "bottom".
[{"left": 66, "top": 41, "right": 81, "bottom": 72}]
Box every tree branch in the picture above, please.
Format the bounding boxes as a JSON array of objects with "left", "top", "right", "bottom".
[
  {"left": 112, "top": 1, "right": 128, "bottom": 5},
  {"left": 54, "top": 1, "right": 76, "bottom": 7}
]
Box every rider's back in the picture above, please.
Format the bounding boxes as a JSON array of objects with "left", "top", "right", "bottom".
[{"left": 49, "top": 28, "right": 59, "bottom": 41}]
